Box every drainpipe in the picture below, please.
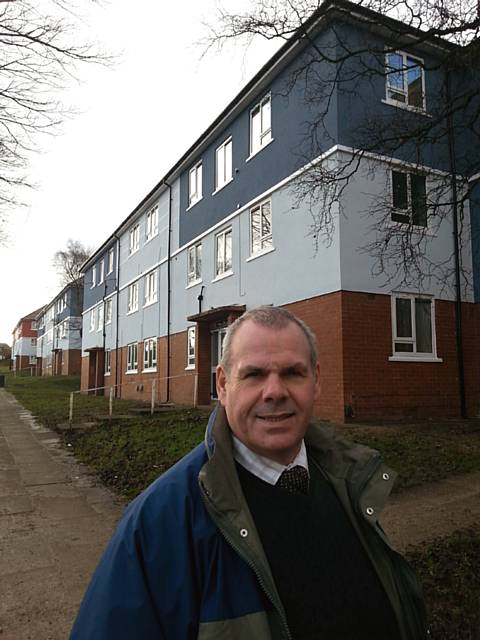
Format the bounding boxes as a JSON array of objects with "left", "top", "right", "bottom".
[
  {"left": 197, "top": 285, "right": 205, "bottom": 314},
  {"left": 446, "top": 70, "right": 467, "bottom": 418},
  {"left": 163, "top": 180, "right": 172, "bottom": 403},
  {"left": 114, "top": 234, "right": 121, "bottom": 398}
]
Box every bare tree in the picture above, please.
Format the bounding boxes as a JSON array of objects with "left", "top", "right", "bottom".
[
  {"left": 205, "top": 0, "right": 480, "bottom": 291},
  {"left": 0, "top": 0, "right": 108, "bottom": 241},
  {"left": 53, "top": 238, "right": 91, "bottom": 286}
]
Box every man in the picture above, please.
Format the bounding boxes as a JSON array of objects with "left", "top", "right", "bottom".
[{"left": 71, "top": 306, "right": 428, "bottom": 639}]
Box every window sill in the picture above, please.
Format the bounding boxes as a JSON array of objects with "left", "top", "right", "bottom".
[
  {"left": 246, "top": 246, "right": 275, "bottom": 262},
  {"left": 186, "top": 196, "right": 203, "bottom": 212},
  {"left": 145, "top": 233, "right": 159, "bottom": 245},
  {"left": 387, "top": 220, "right": 435, "bottom": 236},
  {"left": 104, "top": 372, "right": 111, "bottom": 377},
  {"left": 246, "top": 137, "right": 274, "bottom": 163},
  {"left": 212, "top": 270, "right": 233, "bottom": 283},
  {"left": 186, "top": 278, "right": 202, "bottom": 290},
  {"left": 381, "top": 99, "right": 430, "bottom": 117},
  {"left": 126, "top": 309, "right": 139, "bottom": 316},
  {"left": 388, "top": 355, "right": 443, "bottom": 363},
  {"left": 185, "top": 365, "right": 195, "bottom": 371},
  {"left": 212, "top": 177, "right": 234, "bottom": 196},
  {"left": 143, "top": 299, "right": 157, "bottom": 309},
  {"left": 125, "top": 369, "right": 138, "bottom": 375},
  {"left": 143, "top": 367, "right": 157, "bottom": 373},
  {"left": 128, "top": 248, "right": 140, "bottom": 258}
]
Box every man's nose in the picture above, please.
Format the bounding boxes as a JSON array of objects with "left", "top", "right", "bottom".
[{"left": 262, "top": 373, "right": 288, "bottom": 402}]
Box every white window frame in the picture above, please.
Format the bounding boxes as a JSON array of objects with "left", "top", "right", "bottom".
[
  {"left": 249, "top": 94, "right": 272, "bottom": 156},
  {"left": 188, "top": 161, "right": 203, "bottom": 207},
  {"left": 215, "top": 137, "right": 233, "bottom": 192},
  {"left": 385, "top": 50, "right": 426, "bottom": 111},
  {"left": 215, "top": 227, "right": 233, "bottom": 278},
  {"left": 104, "top": 349, "right": 111, "bottom": 375},
  {"left": 186, "top": 326, "right": 196, "bottom": 369},
  {"left": 105, "top": 298, "right": 113, "bottom": 325},
  {"left": 107, "top": 248, "right": 115, "bottom": 274},
  {"left": 29, "top": 356, "right": 37, "bottom": 365},
  {"left": 98, "top": 260, "right": 105, "bottom": 285},
  {"left": 91, "top": 265, "right": 96, "bottom": 288},
  {"left": 127, "top": 282, "right": 139, "bottom": 314},
  {"left": 96, "top": 304, "right": 104, "bottom": 332},
  {"left": 250, "top": 199, "right": 273, "bottom": 256},
  {"left": 60, "top": 322, "right": 67, "bottom": 338},
  {"left": 143, "top": 337, "right": 157, "bottom": 371},
  {"left": 187, "top": 242, "right": 202, "bottom": 285},
  {"left": 146, "top": 205, "right": 159, "bottom": 241},
  {"left": 89, "top": 308, "right": 96, "bottom": 332},
  {"left": 129, "top": 223, "right": 140, "bottom": 255},
  {"left": 126, "top": 342, "right": 138, "bottom": 372},
  {"left": 389, "top": 294, "right": 441, "bottom": 362},
  {"left": 390, "top": 170, "right": 427, "bottom": 227},
  {"left": 144, "top": 270, "right": 158, "bottom": 306}
]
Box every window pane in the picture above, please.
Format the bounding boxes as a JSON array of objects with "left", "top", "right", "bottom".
[
  {"left": 262, "top": 98, "right": 271, "bottom": 135},
  {"left": 251, "top": 207, "right": 261, "bottom": 253},
  {"left": 251, "top": 107, "right": 261, "bottom": 153},
  {"left": 411, "top": 174, "right": 427, "bottom": 226},
  {"left": 396, "top": 298, "right": 412, "bottom": 337},
  {"left": 196, "top": 244, "right": 202, "bottom": 277},
  {"left": 225, "top": 231, "right": 232, "bottom": 271},
  {"left": 225, "top": 140, "right": 232, "bottom": 181},
  {"left": 392, "top": 171, "right": 408, "bottom": 209},
  {"left": 189, "top": 168, "right": 196, "bottom": 197},
  {"left": 216, "top": 146, "right": 223, "bottom": 187},
  {"left": 216, "top": 235, "right": 224, "bottom": 274},
  {"left": 261, "top": 202, "right": 271, "bottom": 235},
  {"left": 415, "top": 299, "right": 432, "bottom": 353},
  {"left": 407, "top": 57, "right": 423, "bottom": 107},
  {"left": 386, "top": 53, "right": 404, "bottom": 89},
  {"left": 395, "top": 343, "right": 414, "bottom": 353}
]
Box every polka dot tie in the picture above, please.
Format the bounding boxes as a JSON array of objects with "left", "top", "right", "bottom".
[{"left": 276, "top": 465, "right": 309, "bottom": 495}]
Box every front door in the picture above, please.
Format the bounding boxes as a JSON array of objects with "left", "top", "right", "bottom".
[{"left": 210, "top": 328, "right": 227, "bottom": 399}]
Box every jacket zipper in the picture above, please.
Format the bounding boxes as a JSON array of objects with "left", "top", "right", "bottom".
[{"left": 200, "top": 484, "right": 292, "bottom": 640}]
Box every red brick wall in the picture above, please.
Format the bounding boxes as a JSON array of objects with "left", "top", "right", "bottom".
[
  {"left": 341, "top": 292, "right": 480, "bottom": 420},
  {"left": 63, "top": 349, "right": 81, "bottom": 376},
  {"left": 80, "top": 356, "right": 89, "bottom": 391}
]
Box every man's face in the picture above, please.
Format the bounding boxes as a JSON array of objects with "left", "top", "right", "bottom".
[{"left": 216, "top": 319, "right": 320, "bottom": 465}]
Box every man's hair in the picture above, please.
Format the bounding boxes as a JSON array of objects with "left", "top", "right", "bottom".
[{"left": 220, "top": 306, "right": 317, "bottom": 374}]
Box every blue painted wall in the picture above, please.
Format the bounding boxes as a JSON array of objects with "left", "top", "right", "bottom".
[{"left": 83, "top": 240, "right": 118, "bottom": 310}]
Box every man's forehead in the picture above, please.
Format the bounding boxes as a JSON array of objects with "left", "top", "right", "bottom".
[{"left": 229, "top": 320, "right": 311, "bottom": 362}]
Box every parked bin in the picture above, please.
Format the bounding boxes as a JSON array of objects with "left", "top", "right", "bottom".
[{"left": 0, "top": 375, "right": 4, "bottom": 387}]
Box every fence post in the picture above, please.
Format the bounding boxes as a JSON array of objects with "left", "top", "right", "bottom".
[
  {"left": 69, "top": 392, "right": 74, "bottom": 429},
  {"left": 151, "top": 378, "right": 156, "bottom": 415},
  {"left": 194, "top": 373, "right": 198, "bottom": 408},
  {"left": 109, "top": 386, "right": 114, "bottom": 418}
]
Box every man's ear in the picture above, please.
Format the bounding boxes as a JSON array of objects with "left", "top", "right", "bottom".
[
  {"left": 314, "top": 362, "right": 321, "bottom": 401},
  {"left": 216, "top": 364, "right": 228, "bottom": 404}
]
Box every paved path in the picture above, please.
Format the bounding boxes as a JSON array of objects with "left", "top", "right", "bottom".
[
  {"left": 0, "top": 389, "right": 124, "bottom": 639},
  {"left": 1, "top": 387, "right": 479, "bottom": 638}
]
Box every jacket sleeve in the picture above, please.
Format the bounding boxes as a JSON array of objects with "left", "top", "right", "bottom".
[{"left": 70, "top": 479, "right": 203, "bottom": 639}]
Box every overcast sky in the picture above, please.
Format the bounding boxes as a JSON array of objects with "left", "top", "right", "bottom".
[{"left": 0, "top": 0, "right": 279, "bottom": 344}]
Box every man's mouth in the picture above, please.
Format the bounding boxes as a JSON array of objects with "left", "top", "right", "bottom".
[{"left": 257, "top": 413, "right": 294, "bottom": 422}]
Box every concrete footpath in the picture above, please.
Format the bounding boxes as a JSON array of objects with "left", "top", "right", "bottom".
[
  {"left": 0, "top": 389, "right": 124, "bottom": 639},
  {"left": 1, "top": 388, "right": 479, "bottom": 638}
]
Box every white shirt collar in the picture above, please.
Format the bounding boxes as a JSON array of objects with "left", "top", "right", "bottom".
[{"left": 232, "top": 434, "right": 309, "bottom": 486}]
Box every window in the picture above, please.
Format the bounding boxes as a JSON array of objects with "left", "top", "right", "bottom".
[
  {"left": 29, "top": 356, "right": 37, "bottom": 365},
  {"left": 89, "top": 308, "right": 96, "bottom": 332},
  {"left": 215, "top": 138, "right": 232, "bottom": 191},
  {"left": 392, "top": 295, "right": 436, "bottom": 357},
  {"left": 187, "top": 326, "right": 196, "bottom": 368},
  {"left": 144, "top": 270, "right": 158, "bottom": 305},
  {"left": 104, "top": 350, "right": 111, "bottom": 375},
  {"left": 129, "top": 224, "right": 140, "bottom": 255},
  {"left": 127, "top": 282, "right": 139, "bottom": 313},
  {"left": 97, "top": 304, "right": 104, "bottom": 332},
  {"left": 31, "top": 338, "right": 37, "bottom": 346},
  {"left": 143, "top": 338, "right": 157, "bottom": 370},
  {"left": 91, "top": 265, "right": 96, "bottom": 288},
  {"left": 107, "top": 247, "right": 115, "bottom": 274},
  {"left": 187, "top": 243, "right": 202, "bottom": 284},
  {"left": 127, "top": 343, "right": 138, "bottom": 372},
  {"left": 31, "top": 320, "right": 37, "bottom": 330},
  {"left": 391, "top": 171, "right": 427, "bottom": 226},
  {"left": 250, "top": 199, "right": 273, "bottom": 255},
  {"left": 386, "top": 51, "right": 425, "bottom": 110},
  {"left": 189, "top": 161, "right": 202, "bottom": 206},
  {"left": 105, "top": 299, "right": 112, "bottom": 325},
  {"left": 60, "top": 322, "right": 67, "bottom": 338},
  {"left": 215, "top": 228, "right": 233, "bottom": 277},
  {"left": 146, "top": 205, "right": 159, "bottom": 241},
  {"left": 250, "top": 94, "right": 271, "bottom": 155},
  {"left": 98, "top": 260, "right": 105, "bottom": 284}
]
